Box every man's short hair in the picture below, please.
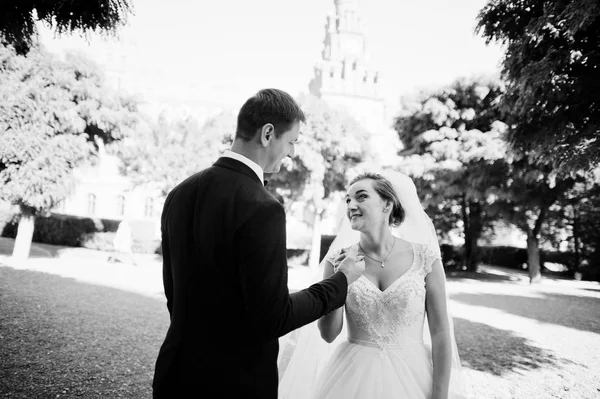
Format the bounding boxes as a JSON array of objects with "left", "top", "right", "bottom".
[{"left": 235, "top": 88, "right": 306, "bottom": 141}]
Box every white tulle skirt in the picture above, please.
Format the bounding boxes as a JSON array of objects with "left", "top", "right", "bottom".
[
  {"left": 311, "top": 338, "right": 433, "bottom": 399},
  {"left": 278, "top": 323, "right": 465, "bottom": 399}
]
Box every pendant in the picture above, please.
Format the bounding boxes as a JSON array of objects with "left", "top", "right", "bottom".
[{"left": 381, "top": 262, "right": 385, "bottom": 268}]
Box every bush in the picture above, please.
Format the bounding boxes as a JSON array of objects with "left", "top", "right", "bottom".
[
  {"left": 441, "top": 244, "right": 464, "bottom": 270},
  {"left": 1, "top": 212, "right": 126, "bottom": 249},
  {"left": 541, "top": 251, "right": 577, "bottom": 272},
  {"left": 100, "top": 218, "right": 121, "bottom": 233},
  {"left": 82, "top": 232, "right": 116, "bottom": 251},
  {"left": 287, "top": 248, "right": 309, "bottom": 266},
  {"left": 579, "top": 251, "right": 600, "bottom": 282},
  {"left": 479, "top": 246, "right": 529, "bottom": 269},
  {"left": 0, "top": 207, "right": 14, "bottom": 236}
]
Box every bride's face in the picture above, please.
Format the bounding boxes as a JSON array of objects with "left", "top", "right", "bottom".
[{"left": 345, "top": 179, "right": 389, "bottom": 232}]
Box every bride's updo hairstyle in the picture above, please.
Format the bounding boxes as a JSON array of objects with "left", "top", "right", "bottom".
[{"left": 349, "top": 172, "right": 405, "bottom": 227}]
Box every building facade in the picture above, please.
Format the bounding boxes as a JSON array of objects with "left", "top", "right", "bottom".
[
  {"left": 309, "top": 0, "right": 401, "bottom": 167},
  {"left": 55, "top": 143, "right": 162, "bottom": 223}
]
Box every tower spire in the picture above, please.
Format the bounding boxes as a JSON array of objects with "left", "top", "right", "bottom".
[
  {"left": 309, "top": 0, "right": 382, "bottom": 124},
  {"left": 308, "top": 0, "right": 401, "bottom": 167}
]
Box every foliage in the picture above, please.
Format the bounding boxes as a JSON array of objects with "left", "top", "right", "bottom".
[
  {"left": 477, "top": 0, "right": 600, "bottom": 173},
  {"left": 394, "top": 76, "right": 509, "bottom": 271},
  {"left": 267, "top": 95, "right": 369, "bottom": 206},
  {"left": 543, "top": 169, "right": 600, "bottom": 271},
  {"left": 0, "top": 44, "right": 139, "bottom": 214},
  {"left": 118, "top": 110, "right": 234, "bottom": 196},
  {"left": 489, "top": 156, "right": 579, "bottom": 281},
  {"left": 0, "top": 0, "right": 133, "bottom": 54}
]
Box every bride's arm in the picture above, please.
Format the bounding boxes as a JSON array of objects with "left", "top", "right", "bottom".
[
  {"left": 317, "top": 257, "right": 345, "bottom": 343},
  {"left": 425, "top": 259, "right": 452, "bottom": 399}
]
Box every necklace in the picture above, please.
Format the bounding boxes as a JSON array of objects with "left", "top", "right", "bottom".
[{"left": 358, "top": 238, "right": 396, "bottom": 268}]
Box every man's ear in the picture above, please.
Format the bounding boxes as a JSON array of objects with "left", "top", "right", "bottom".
[{"left": 260, "top": 123, "right": 275, "bottom": 147}]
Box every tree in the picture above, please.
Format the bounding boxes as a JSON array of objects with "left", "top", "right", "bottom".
[
  {"left": 1, "top": 0, "right": 133, "bottom": 54},
  {"left": 0, "top": 44, "right": 139, "bottom": 259},
  {"left": 543, "top": 168, "right": 600, "bottom": 276},
  {"left": 119, "top": 110, "right": 234, "bottom": 197},
  {"left": 491, "top": 158, "right": 577, "bottom": 282},
  {"left": 476, "top": 0, "right": 600, "bottom": 173},
  {"left": 267, "top": 95, "right": 369, "bottom": 268},
  {"left": 394, "top": 76, "right": 509, "bottom": 272}
]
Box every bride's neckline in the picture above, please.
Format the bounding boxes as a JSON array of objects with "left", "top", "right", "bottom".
[{"left": 359, "top": 242, "right": 416, "bottom": 293}]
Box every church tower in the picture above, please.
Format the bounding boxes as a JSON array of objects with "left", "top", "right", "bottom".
[
  {"left": 309, "top": 0, "right": 383, "bottom": 129},
  {"left": 309, "top": 0, "right": 399, "bottom": 164}
]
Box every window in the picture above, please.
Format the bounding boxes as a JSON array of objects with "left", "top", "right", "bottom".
[
  {"left": 145, "top": 197, "right": 154, "bottom": 218},
  {"left": 87, "top": 194, "right": 96, "bottom": 216},
  {"left": 116, "top": 195, "right": 125, "bottom": 217}
]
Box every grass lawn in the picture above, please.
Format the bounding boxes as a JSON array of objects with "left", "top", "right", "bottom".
[
  {"left": 1, "top": 239, "right": 599, "bottom": 398},
  {"left": 446, "top": 270, "right": 600, "bottom": 399},
  {"left": 0, "top": 266, "right": 168, "bottom": 399}
]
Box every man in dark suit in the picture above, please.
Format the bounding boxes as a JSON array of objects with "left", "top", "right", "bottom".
[{"left": 152, "top": 88, "right": 365, "bottom": 398}]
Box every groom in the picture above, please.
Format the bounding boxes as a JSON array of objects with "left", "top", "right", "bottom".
[{"left": 152, "top": 88, "right": 364, "bottom": 398}]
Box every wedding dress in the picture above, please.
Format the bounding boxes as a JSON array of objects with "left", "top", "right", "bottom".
[{"left": 278, "top": 170, "right": 465, "bottom": 399}]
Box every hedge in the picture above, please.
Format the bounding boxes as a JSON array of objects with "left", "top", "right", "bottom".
[{"left": 1, "top": 213, "right": 160, "bottom": 254}]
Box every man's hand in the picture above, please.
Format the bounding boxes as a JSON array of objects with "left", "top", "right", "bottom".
[{"left": 335, "top": 245, "right": 365, "bottom": 285}]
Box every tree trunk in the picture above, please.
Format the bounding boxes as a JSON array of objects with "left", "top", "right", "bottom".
[
  {"left": 527, "top": 204, "right": 549, "bottom": 284},
  {"left": 526, "top": 230, "right": 542, "bottom": 283},
  {"left": 309, "top": 208, "right": 322, "bottom": 270},
  {"left": 462, "top": 196, "right": 482, "bottom": 272},
  {"left": 572, "top": 204, "right": 581, "bottom": 273},
  {"left": 461, "top": 195, "right": 471, "bottom": 270},
  {"left": 12, "top": 206, "right": 35, "bottom": 260}
]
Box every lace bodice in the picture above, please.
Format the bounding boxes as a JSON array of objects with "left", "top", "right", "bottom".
[{"left": 333, "top": 243, "right": 438, "bottom": 347}]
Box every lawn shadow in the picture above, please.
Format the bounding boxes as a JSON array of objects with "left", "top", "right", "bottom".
[
  {"left": 454, "top": 317, "right": 564, "bottom": 376},
  {"left": 580, "top": 287, "right": 600, "bottom": 293},
  {"left": 447, "top": 270, "right": 522, "bottom": 283},
  {"left": 451, "top": 292, "right": 600, "bottom": 334},
  {"left": 447, "top": 264, "right": 576, "bottom": 284}
]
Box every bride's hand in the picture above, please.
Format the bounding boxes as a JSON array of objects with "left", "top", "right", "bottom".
[{"left": 331, "top": 248, "right": 348, "bottom": 270}]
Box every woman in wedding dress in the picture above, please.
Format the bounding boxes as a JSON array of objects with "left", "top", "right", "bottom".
[{"left": 278, "top": 171, "right": 465, "bottom": 399}]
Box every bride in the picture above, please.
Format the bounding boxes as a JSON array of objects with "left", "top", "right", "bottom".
[{"left": 278, "top": 171, "right": 465, "bottom": 399}]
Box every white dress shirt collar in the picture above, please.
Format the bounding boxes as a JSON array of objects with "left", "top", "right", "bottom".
[{"left": 222, "top": 150, "right": 265, "bottom": 185}]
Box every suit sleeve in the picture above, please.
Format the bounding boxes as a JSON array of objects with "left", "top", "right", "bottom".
[
  {"left": 161, "top": 192, "right": 174, "bottom": 316},
  {"left": 236, "top": 201, "right": 348, "bottom": 340}
]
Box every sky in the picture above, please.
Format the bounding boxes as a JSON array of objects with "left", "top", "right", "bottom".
[{"left": 40, "top": 0, "right": 505, "bottom": 117}]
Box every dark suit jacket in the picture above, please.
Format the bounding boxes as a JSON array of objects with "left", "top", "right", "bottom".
[{"left": 152, "top": 157, "right": 348, "bottom": 399}]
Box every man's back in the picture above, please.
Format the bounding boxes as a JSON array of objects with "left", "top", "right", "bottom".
[{"left": 153, "top": 159, "right": 285, "bottom": 398}]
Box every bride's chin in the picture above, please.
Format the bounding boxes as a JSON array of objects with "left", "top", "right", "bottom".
[{"left": 349, "top": 221, "right": 362, "bottom": 231}]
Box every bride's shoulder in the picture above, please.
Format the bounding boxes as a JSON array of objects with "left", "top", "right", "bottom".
[{"left": 412, "top": 243, "right": 441, "bottom": 274}]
